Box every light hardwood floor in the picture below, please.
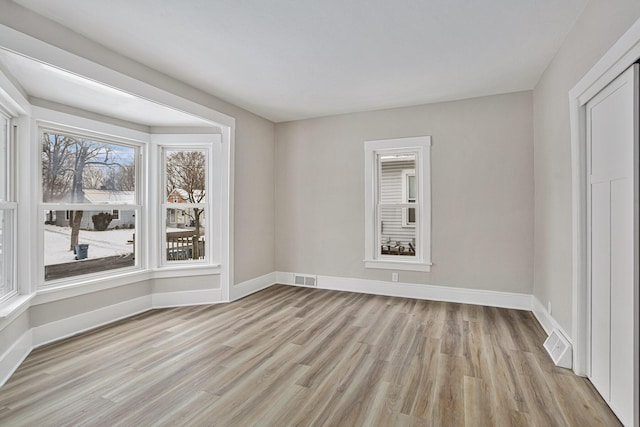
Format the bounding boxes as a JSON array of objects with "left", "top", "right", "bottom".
[{"left": 0, "top": 285, "right": 621, "bottom": 426}]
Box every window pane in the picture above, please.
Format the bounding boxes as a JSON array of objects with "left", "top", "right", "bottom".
[
  {"left": 379, "top": 154, "right": 415, "bottom": 203},
  {"left": 165, "top": 150, "right": 206, "bottom": 203},
  {"left": 0, "top": 211, "right": 3, "bottom": 291},
  {"left": 0, "top": 115, "right": 7, "bottom": 201},
  {"left": 42, "top": 131, "right": 136, "bottom": 203},
  {"left": 44, "top": 209, "right": 136, "bottom": 281},
  {"left": 379, "top": 206, "right": 416, "bottom": 257},
  {"left": 165, "top": 208, "right": 206, "bottom": 261},
  {"left": 407, "top": 174, "right": 416, "bottom": 224},
  {"left": 0, "top": 209, "right": 14, "bottom": 299},
  {"left": 408, "top": 175, "right": 416, "bottom": 200},
  {"left": 407, "top": 207, "right": 416, "bottom": 223}
]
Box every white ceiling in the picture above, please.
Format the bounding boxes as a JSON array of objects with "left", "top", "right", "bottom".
[{"left": 10, "top": 0, "right": 587, "bottom": 123}]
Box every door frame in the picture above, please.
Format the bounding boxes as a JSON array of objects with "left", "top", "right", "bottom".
[{"left": 569, "top": 16, "right": 640, "bottom": 423}]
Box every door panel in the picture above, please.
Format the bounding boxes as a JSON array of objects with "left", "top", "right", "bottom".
[
  {"left": 587, "top": 63, "right": 638, "bottom": 426},
  {"left": 610, "top": 177, "right": 634, "bottom": 420},
  {"left": 590, "top": 180, "right": 611, "bottom": 401},
  {"left": 590, "top": 80, "right": 633, "bottom": 182}
]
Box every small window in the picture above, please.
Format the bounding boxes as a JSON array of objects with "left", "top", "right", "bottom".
[
  {"left": 364, "top": 136, "right": 431, "bottom": 272},
  {"left": 112, "top": 209, "right": 119, "bottom": 220},
  {"left": 162, "top": 148, "right": 209, "bottom": 264}
]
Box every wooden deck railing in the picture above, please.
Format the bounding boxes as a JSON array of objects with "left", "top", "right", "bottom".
[{"left": 166, "top": 230, "right": 205, "bottom": 260}]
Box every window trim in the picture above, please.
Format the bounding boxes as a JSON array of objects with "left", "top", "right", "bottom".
[
  {"left": 0, "top": 110, "right": 17, "bottom": 303},
  {"left": 0, "top": 204, "right": 17, "bottom": 303},
  {"left": 35, "top": 114, "right": 147, "bottom": 287},
  {"left": 157, "top": 141, "right": 218, "bottom": 268},
  {"left": 364, "top": 136, "right": 432, "bottom": 272}
]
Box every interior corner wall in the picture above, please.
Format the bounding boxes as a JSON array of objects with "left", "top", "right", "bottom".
[
  {"left": 532, "top": 1, "right": 640, "bottom": 337},
  {"left": 233, "top": 116, "right": 276, "bottom": 285},
  {"left": 275, "top": 91, "right": 534, "bottom": 294}
]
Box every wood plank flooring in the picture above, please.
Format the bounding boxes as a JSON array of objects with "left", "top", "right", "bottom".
[{"left": 0, "top": 285, "right": 621, "bottom": 426}]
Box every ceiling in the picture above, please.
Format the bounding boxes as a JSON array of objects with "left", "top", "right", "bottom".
[{"left": 9, "top": 0, "right": 587, "bottom": 123}]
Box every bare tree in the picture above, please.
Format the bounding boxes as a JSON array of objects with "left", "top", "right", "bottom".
[
  {"left": 82, "top": 165, "right": 106, "bottom": 189},
  {"left": 121, "top": 164, "right": 136, "bottom": 191},
  {"left": 166, "top": 151, "right": 205, "bottom": 258},
  {"left": 42, "top": 133, "right": 127, "bottom": 250},
  {"left": 104, "top": 164, "right": 135, "bottom": 191},
  {"left": 42, "top": 133, "right": 74, "bottom": 202}
]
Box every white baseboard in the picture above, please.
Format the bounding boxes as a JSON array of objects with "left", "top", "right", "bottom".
[
  {"left": 277, "top": 272, "right": 532, "bottom": 311},
  {"left": 32, "top": 295, "right": 152, "bottom": 348},
  {"left": 231, "top": 272, "right": 277, "bottom": 301},
  {"left": 1, "top": 271, "right": 552, "bottom": 390},
  {"left": 0, "top": 329, "right": 32, "bottom": 387},
  {"left": 532, "top": 296, "right": 572, "bottom": 343},
  {"left": 152, "top": 288, "right": 223, "bottom": 308}
]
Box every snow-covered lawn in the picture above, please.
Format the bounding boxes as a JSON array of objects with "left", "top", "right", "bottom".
[{"left": 44, "top": 224, "right": 134, "bottom": 265}]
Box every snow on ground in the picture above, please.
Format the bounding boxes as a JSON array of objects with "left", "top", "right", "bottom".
[{"left": 44, "top": 224, "right": 134, "bottom": 265}]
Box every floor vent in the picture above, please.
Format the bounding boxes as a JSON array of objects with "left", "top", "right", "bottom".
[
  {"left": 294, "top": 274, "right": 317, "bottom": 287},
  {"left": 543, "top": 329, "right": 572, "bottom": 369}
]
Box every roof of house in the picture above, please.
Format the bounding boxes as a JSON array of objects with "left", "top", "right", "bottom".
[
  {"left": 82, "top": 189, "right": 135, "bottom": 204},
  {"left": 169, "top": 189, "right": 205, "bottom": 202}
]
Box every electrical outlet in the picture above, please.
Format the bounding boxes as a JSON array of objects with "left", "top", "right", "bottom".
[
  {"left": 548, "top": 301, "right": 552, "bottom": 315},
  {"left": 392, "top": 272, "right": 399, "bottom": 282}
]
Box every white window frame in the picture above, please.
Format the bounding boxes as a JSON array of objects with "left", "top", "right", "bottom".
[
  {"left": 156, "top": 137, "right": 220, "bottom": 269},
  {"left": 401, "top": 168, "right": 416, "bottom": 228},
  {"left": 111, "top": 209, "right": 119, "bottom": 220},
  {"left": 36, "top": 115, "right": 146, "bottom": 287},
  {"left": 0, "top": 109, "right": 16, "bottom": 303},
  {"left": 364, "top": 136, "right": 432, "bottom": 272}
]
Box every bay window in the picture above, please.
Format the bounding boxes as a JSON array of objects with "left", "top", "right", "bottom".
[{"left": 0, "top": 45, "right": 231, "bottom": 311}]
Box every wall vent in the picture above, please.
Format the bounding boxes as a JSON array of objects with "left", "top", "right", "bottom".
[
  {"left": 543, "top": 329, "right": 572, "bottom": 369},
  {"left": 293, "top": 274, "right": 317, "bottom": 287}
]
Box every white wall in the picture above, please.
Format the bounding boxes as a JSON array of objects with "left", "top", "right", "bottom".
[
  {"left": 29, "top": 282, "right": 152, "bottom": 327},
  {"left": 0, "top": 311, "right": 30, "bottom": 385},
  {"left": 533, "top": 0, "right": 640, "bottom": 336},
  {"left": 233, "top": 115, "right": 275, "bottom": 284},
  {"left": 275, "top": 91, "right": 534, "bottom": 294}
]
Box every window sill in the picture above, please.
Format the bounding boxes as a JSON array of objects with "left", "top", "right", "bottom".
[
  {"left": 34, "top": 268, "right": 151, "bottom": 305},
  {"left": 33, "top": 264, "right": 222, "bottom": 305},
  {"left": 364, "top": 259, "right": 432, "bottom": 272},
  {"left": 0, "top": 294, "right": 35, "bottom": 326},
  {"left": 152, "top": 264, "right": 221, "bottom": 278}
]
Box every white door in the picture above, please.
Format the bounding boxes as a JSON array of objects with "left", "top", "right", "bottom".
[{"left": 587, "top": 64, "right": 638, "bottom": 426}]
